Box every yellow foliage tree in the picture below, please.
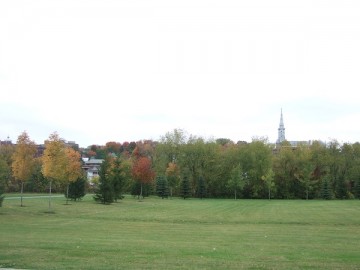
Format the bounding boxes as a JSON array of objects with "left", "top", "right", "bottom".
[
  {"left": 12, "top": 131, "right": 37, "bottom": 206},
  {"left": 42, "top": 132, "right": 66, "bottom": 211},
  {"left": 63, "top": 147, "right": 83, "bottom": 204}
]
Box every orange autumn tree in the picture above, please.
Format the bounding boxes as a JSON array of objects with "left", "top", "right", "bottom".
[
  {"left": 63, "top": 147, "right": 83, "bottom": 204},
  {"left": 42, "top": 132, "right": 66, "bottom": 211},
  {"left": 132, "top": 156, "right": 155, "bottom": 200},
  {"left": 166, "top": 162, "right": 180, "bottom": 198},
  {"left": 12, "top": 131, "right": 37, "bottom": 207}
]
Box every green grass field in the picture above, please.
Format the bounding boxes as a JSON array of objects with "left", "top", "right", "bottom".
[{"left": 1, "top": 194, "right": 359, "bottom": 269}]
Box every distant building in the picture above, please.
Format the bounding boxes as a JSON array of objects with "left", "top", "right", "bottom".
[
  {"left": 0, "top": 136, "right": 12, "bottom": 145},
  {"left": 275, "top": 109, "right": 311, "bottom": 149},
  {"left": 82, "top": 158, "right": 104, "bottom": 180},
  {"left": 276, "top": 109, "right": 286, "bottom": 144}
]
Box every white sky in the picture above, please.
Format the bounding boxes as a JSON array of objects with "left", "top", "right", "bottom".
[{"left": 1, "top": 0, "right": 360, "bottom": 147}]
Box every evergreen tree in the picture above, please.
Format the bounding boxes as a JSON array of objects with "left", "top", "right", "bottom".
[
  {"left": 355, "top": 179, "right": 360, "bottom": 199},
  {"left": 111, "top": 157, "right": 125, "bottom": 201},
  {"left": 0, "top": 180, "right": 4, "bottom": 207},
  {"left": 65, "top": 176, "right": 86, "bottom": 201},
  {"left": 321, "top": 176, "right": 332, "bottom": 200},
  {"left": 180, "top": 175, "right": 191, "bottom": 199},
  {"left": 130, "top": 182, "right": 152, "bottom": 198},
  {"left": 94, "top": 157, "right": 114, "bottom": 204},
  {"left": 0, "top": 157, "right": 6, "bottom": 207},
  {"left": 335, "top": 176, "right": 347, "bottom": 199},
  {"left": 196, "top": 176, "right": 206, "bottom": 199},
  {"left": 156, "top": 175, "right": 169, "bottom": 199}
]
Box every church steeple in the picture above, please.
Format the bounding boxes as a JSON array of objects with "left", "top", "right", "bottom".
[{"left": 277, "top": 109, "right": 286, "bottom": 144}]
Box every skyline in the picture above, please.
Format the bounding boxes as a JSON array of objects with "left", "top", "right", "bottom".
[{"left": 1, "top": 1, "right": 360, "bottom": 147}]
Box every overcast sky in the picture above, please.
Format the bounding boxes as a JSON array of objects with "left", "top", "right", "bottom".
[{"left": 1, "top": 0, "right": 360, "bottom": 147}]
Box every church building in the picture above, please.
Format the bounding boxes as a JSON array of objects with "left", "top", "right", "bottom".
[{"left": 275, "top": 109, "right": 310, "bottom": 148}]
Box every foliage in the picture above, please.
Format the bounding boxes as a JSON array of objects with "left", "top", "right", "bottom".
[
  {"left": 156, "top": 175, "right": 169, "bottom": 199},
  {"left": 0, "top": 144, "right": 14, "bottom": 191},
  {"left": 0, "top": 178, "right": 4, "bottom": 207},
  {"left": 94, "top": 157, "right": 114, "bottom": 204},
  {"left": 196, "top": 176, "right": 206, "bottom": 199},
  {"left": 63, "top": 147, "right": 83, "bottom": 204},
  {"left": 321, "top": 176, "right": 333, "bottom": 200},
  {"left": 42, "top": 132, "right": 66, "bottom": 181},
  {"left": 25, "top": 159, "right": 47, "bottom": 192},
  {"left": 11, "top": 132, "right": 37, "bottom": 206},
  {"left": 111, "top": 157, "right": 126, "bottom": 201},
  {"left": 12, "top": 131, "right": 37, "bottom": 184},
  {"left": 356, "top": 179, "right": 360, "bottom": 199},
  {"left": 65, "top": 176, "right": 87, "bottom": 201},
  {"left": 0, "top": 156, "right": 10, "bottom": 192},
  {"left": 227, "top": 164, "right": 246, "bottom": 200},
  {"left": 262, "top": 169, "right": 275, "bottom": 200},
  {"left": 42, "top": 132, "right": 66, "bottom": 211},
  {"left": 132, "top": 156, "right": 155, "bottom": 199},
  {"left": 130, "top": 181, "right": 152, "bottom": 197},
  {"left": 165, "top": 162, "right": 180, "bottom": 197},
  {"left": 180, "top": 175, "right": 191, "bottom": 199}
]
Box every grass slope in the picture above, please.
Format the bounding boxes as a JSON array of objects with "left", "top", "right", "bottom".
[{"left": 0, "top": 194, "right": 359, "bottom": 269}]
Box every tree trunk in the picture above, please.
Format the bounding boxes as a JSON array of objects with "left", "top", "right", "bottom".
[
  {"left": 20, "top": 181, "right": 24, "bottom": 207},
  {"left": 48, "top": 180, "right": 52, "bottom": 211},
  {"left": 234, "top": 189, "right": 237, "bottom": 200},
  {"left": 139, "top": 183, "right": 143, "bottom": 201},
  {"left": 66, "top": 183, "right": 69, "bottom": 205},
  {"left": 268, "top": 187, "right": 271, "bottom": 200}
]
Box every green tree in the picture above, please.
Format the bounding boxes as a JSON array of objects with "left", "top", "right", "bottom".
[
  {"left": 262, "top": 169, "right": 275, "bottom": 200},
  {"left": 196, "top": 176, "right": 206, "bottom": 199},
  {"left": 156, "top": 175, "right": 169, "bottom": 199},
  {"left": 335, "top": 175, "right": 347, "bottom": 199},
  {"left": 26, "top": 159, "right": 47, "bottom": 192},
  {"left": 180, "top": 175, "right": 191, "bottom": 199},
  {"left": 272, "top": 142, "right": 304, "bottom": 199},
  {"left": 0, "top": 142, "right": 15, "bottom": 191},
  {"left": 0, "top": 169, "right": 5, "bottom": 206},
  {"left": 321, "top": 176, "right": 332, "bottom": 200},
  {"left": 65, "top": 176, "right": 86, "bottom": 201},
  {"left": 355, "top": 178, "right": 360, "bottom": 199},
  {"left": 111, "top": 157, "right": 126, "bottom": 201},
  {"left": 94, "top": 157, "right": 114, "bottom": 204},
  {"left": 227, "top": 164, "right": 246, "bottom": 200},
  {"left": 240, "top": 139, "right": 272, "bottom": 198},
  {"left": 0, "top": 155, "right": 10, "bottom": 193}
]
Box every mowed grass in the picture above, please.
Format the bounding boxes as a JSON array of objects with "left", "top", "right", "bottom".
[{"left": 1, "top": 194, "right": 360, "bottom": 269}]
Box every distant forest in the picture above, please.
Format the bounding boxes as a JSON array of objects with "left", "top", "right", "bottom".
[{"left": 1, "top": 129, "right": 360, "bottom": 201}]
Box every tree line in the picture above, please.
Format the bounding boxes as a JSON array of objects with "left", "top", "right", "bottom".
[{"left": 1, "top": 129, "right": 360, "bottom": 207}]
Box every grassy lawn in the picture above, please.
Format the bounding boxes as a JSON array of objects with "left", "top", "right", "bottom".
[{"left": 0, "top": 194, "right": 359, "bottom": 269}]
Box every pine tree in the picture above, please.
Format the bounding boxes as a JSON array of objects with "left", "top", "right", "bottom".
[
  {"left": 94, "top": 157, "right": 114, "bottom": 204},
  {"left": 156, "top": 175, "right": 169, "bottom": 199},
  {"left": 111, "top": 157, "right": 125, "bottom": 202},
  {"left": 335, "top": 176, "right": 347, "bottom": 199},
  {"left": 65, "top": 176, "right": 86, "bottom": 201},
  {"left": 321, "top": 176, "right": 332, "bottom": 200},
  {"left": 0, "top": 180, "right": 4, "bottom": 207},
  {"left": 180, "top": 175, "right": 191, "bottom": 199},
  {"left": 355, "top": 179, "right": 360, "bottom": 199},
  {"left": 196, "top": 176, "right": 206, "bottom": 199}
]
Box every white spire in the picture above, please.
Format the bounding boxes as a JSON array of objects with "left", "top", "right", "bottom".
[{"left": 277, "top": 109, "right": 286, "bottom": 144}]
